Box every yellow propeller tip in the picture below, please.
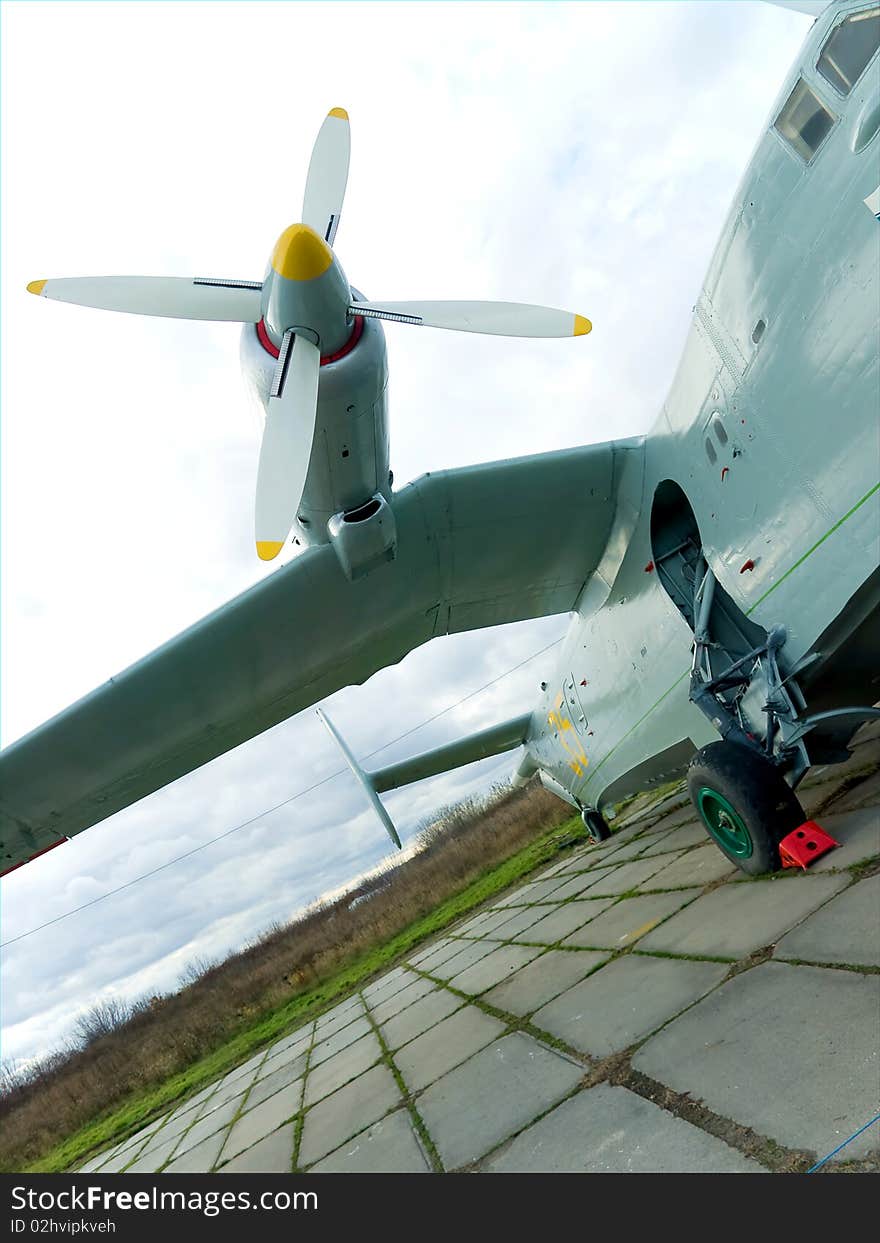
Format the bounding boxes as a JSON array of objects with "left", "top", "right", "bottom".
[
  {"left": 27, "top": 279, "right": 47, "bottom": 295},
  {"left": 328, "top": 107, "right": 349, "bottom": 120},
  {"left": 573, "top": 315, "right": 592, "bottom": 336},
  {"left": 256, "top": 540, "right": 284, "bottom": 561}
]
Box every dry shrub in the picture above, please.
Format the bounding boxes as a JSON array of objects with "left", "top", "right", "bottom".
[{"left": 0, "top": 780, "right": 572, "bottom": 1171}]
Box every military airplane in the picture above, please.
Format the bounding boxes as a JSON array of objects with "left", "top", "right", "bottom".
[{"left": 2, "top": 0, "right": 879, "bottom": 883}]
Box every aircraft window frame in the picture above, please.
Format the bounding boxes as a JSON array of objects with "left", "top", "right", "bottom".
[
  {"left": 773, "top": 77, "right": 838, "bottom": 164},
  {"left": 816, "top": 6, "right": 880, "bottom": 98}
]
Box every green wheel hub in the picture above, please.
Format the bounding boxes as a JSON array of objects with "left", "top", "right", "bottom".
[{"left": 696, "top": 787, "right": 753, "bottom": 859}]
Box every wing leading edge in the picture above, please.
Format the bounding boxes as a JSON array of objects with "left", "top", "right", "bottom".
[{"left": 0, "top": 438, "right": 643, "bottom": 873}]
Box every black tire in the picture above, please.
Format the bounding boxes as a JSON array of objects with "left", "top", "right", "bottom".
[
  {"left": 582, "top": 808, "right": 611, "bottom": 843},
  {"left": 687, "top": 741, "right": 804, "bottom": 876}
]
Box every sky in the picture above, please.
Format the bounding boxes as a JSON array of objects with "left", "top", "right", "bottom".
[{"left": 0, "top": 0, "right": 813, "bottom": 1067}]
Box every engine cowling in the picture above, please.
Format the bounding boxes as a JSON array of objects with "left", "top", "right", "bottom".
[{"left": 239, "top": 295, "right": 391, "bottom": 554}]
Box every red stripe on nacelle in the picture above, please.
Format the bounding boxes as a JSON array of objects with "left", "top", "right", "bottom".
[
  {"left": 321, "top": 314, "right": 364, "bottom": 365},
  {"left": 256, "top": 317, "right": 364, "bottom": 367},
  {"left": 256, "top": 318, "right": 280, "bottom": 358}
]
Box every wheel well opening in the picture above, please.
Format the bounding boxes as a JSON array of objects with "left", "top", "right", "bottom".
[
  {"left": 649, "top": 479, "right": 765, "bottom": 650},
  {"left": 650, "top": 480, "right": 702, "bottom": 630},
  {"left": 651, "top": 480, "right": 699, "bottom": 556}
]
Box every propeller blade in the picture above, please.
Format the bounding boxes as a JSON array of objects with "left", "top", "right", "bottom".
[
  {"left": 351, "top": 300, "right": 591, "bottom": 338},
  {"left": 302, "top": 108, "right": 350, "bottom": 247},
  {"left": 26, "top": 276, "right": 263, "bottom": 322},
  {"left": 255, "top": 331, "right": 320, "bottom": 561}
]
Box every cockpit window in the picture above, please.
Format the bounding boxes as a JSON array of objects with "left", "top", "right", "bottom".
[
  {"left": 773, "top": 78, "right": 838, "bottom": 162},
  {"left": 817, "top": 7, "right": 880, "bottom": 97}
]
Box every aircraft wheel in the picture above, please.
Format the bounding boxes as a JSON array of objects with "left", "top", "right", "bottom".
[
  {"left": 687, "top": 741, "right": 804, "bottom": 876},
  {"left": 581, "top": 808, "right": 611, "bottom": 843}
]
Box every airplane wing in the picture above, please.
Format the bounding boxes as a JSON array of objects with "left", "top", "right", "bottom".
[{"left": 0, "top": 439, "right": 642, "bottom": 875}]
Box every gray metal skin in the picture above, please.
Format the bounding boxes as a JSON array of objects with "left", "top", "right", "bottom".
[
  {"left": 1, "top": 1, "right": 878, "bottom": 873},
  {"left": 240, "top": 287, "right": 392, "bottom": 548},
  {"left": 526, "top": 0, "right": 880, "bottom": 817},
  {"left": 342, "top": 0, "right": 879, "bottom": 823}
]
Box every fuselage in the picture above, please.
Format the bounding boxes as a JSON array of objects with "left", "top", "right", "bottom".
[{"left": 528, "top": 0, "right": 880, "bottom": 812}]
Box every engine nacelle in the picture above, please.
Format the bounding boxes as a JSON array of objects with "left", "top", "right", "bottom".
[
  {"left": 239, "top": 291, "right": 390, "bottom": 553},
  {"left": 327, "top": 493, "right": 397, "bottom": 581}
]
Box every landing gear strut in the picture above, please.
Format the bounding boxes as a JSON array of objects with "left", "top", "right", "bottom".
[
  {"left": 651, "top": 483, "right": 880, "bottom": 874},
  {"left": 581, "top": 808, "right": 611, "bottom": 844}
]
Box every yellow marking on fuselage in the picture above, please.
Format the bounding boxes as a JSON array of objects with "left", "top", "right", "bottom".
[{"left": 548, "top": 703, "right": 589, "bottom": 777}]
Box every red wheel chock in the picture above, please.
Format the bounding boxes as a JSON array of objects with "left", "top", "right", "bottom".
[{"left": 779, "top": 822, "right": 840, "bottom": 870}]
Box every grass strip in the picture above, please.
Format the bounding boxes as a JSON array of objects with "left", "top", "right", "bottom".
[{"left": 25, "top": 813, "right": 586, "bottom": 1174}]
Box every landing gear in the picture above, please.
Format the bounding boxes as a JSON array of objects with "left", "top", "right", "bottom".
[
  {"left": 687, "top": 741, "right": 805, "bottom": 876},
  {"left": 581, "top": 808, "right": 611, "bottom": 844}
]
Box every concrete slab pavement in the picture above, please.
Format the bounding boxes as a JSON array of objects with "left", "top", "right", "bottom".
[
  {"left": 774, "top": 875, "right": 880, "bottom": 967},
  {"left": 532, "top": 954, "right": 730, "bottom": 1057},
  {"left": 415, "top": 1033, "right": 584, "bottom": 1169},
  {"left": 483, "top": 1083, "right": 765, "bottom": 1173},
  {"left": 562, "top": 889, "right": 701, "bottom": 949},
  {"left": 378, "top": 987, "right": 464, "bottom": 1050},
  {"left": 394, "top": 1005, "right": 505, "bottom": 1093},
  {"left": 298, "top": 1064, "right": 403, "bottom": 1167},
  {"left": 74, "top": 741, "right": 880, "bottom": 1175},
  {"left": 218, "top": 1127, "right": 294, "bottom": 1173},
  {"left": 632, "top": 962, "right": 880, "bottom": 1163},
  {"left": 310, "top": 1108, "right": 431, "bottom": 1173},
  {"left": 509, "top": 898, "right": 617, "bottom": 945},
  {"left": 221, "top": 1081, "right": 303, "bottom": 1161},
  {"left": 638, "top": 873, "right": 850, "bottom": 959},
  {"left": 303, "top": 1031, "right": 382, "bottom": 1106},
  {"left": 483, "top": 949, "right": 610, "bottom": 1015}
]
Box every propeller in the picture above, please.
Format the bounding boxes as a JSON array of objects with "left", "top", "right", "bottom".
[
  {"left": 26, "top": 105, "right": 591, "bottom": 564},
  {"left": 255, "top": 331, "right": 320, "bottom": 561},
  {"left": 26, "top": 275, "right": 263, "bottom": 322},
  {"left": 352, "top": 300, "right": 591, "bottom": 338},
  {"left": 302, "top": 107, "right": 351, "bottom": 246}
]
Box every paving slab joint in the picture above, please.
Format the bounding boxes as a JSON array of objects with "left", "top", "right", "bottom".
[
  {"left": 202, "top": 1069, "right": 266, "bottom": 1172},
  {"left": 809, "top": 769, "right": 877, "bottom": 818},
  {"left": 773, "top": 955, "right": 880, "bottom": 976},
  {"left": 817, "top": 1156, "right": 880, "bottom": 1174},
  {"left": 849, "top": 857, "right": 880, "bottom": 883},
  {"left": 614, "top": 1065, "right": 813, "bottom": 1172},
  {"left": 722, "top": 944, "right": 776, "bottom": 982},
  {"left": 462, "top": 1076, "right": 597, "bottom": 1173},
  {"left": 359, "top": 989, "right": 445, "bottom": 1173},
  {"left": 411, "top": 962, "right": 596, "bottom": 1070},
  {"left": 291, "top": 1021, "right": 320, "bottom": 1172}
]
